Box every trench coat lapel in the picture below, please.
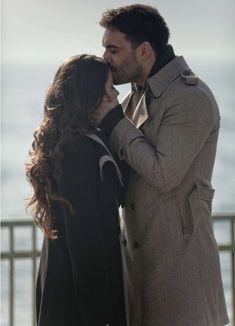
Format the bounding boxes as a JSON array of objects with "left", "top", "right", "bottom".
[
  {"left": 123, "top": 91, "right": 149, "bottom": 129},
  {"left": 131, "top": 92, "right": 149, "bottom": 128}
]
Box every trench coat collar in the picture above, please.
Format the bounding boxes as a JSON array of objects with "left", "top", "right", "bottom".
[
  {"left": 147, "top": 56, "right": 190, "bottom": 98},
  {"left": 125, "top": 56, "right": 190, "bottom": 128}
]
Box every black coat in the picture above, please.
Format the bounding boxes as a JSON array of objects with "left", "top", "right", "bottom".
[{"left": 36, "top": 130, "right": 127, "bottom": 326}]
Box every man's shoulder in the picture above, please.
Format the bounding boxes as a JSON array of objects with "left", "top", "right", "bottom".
[
  {"left": 173, "top": 73, "right": 217, "bottom": 105},
  {"left": 151, "top": 61, "right": 214, "bottom": 103},
  {"left": 148, "top": 56, "right": 213, "bottom": 98},
  {"left": 162, "top": 73, "right": 220, "bottom": 123}
]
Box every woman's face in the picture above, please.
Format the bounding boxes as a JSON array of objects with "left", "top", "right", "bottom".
[
  {"left": 103, "top": 70, "right": 119, "bottom": 102},
  {"left": 93, "top": 70, "right": 120, "bottom": 125}
]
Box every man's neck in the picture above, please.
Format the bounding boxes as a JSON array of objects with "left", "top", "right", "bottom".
[
  {"left": 149, "top": 45, "right": 176, "bottom": 78},
  {"left": 137, "top": 57, "right": 156, "bottom": 87},
  {"left": 132, "top": 45, "right": 176, "bottom": 87}
]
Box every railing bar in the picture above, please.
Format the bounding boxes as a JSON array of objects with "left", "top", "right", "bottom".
[
  {"left": 213, "top": 215, "right": 235, "bottom": 221},
  {"left": 9, "top": 225, "right": 14, "bottom": 326},
  {"left": 217, "top": 246, "right": 235, "bottom": 252},
  {"left": 1, "top": 251, "right": 41, "bottom": 259},
  {"left": 1, "top": 221, "right": 34, "bottom": 227}
]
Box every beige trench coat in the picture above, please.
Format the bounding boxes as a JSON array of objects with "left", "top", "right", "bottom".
[{"left": 110, "top": 57, "right": 229, "bottom": 326}]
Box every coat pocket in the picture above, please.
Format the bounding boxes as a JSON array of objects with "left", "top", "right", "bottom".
[
  {"left": 188, "top": 184, "right": 215, "bottom": 230},
  {"left": 164, "top": 197, "right": 186, "bottom": 256}
]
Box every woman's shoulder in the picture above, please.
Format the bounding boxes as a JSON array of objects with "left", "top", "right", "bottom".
[
  {"left": 65, "top": 131, "right": 94, "bottom": 151},
  {"left": 63, "top": 131, "right": 98, "bottom": 165}
]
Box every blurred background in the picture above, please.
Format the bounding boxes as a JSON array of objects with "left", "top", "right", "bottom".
[{"left": 1, "top": 0, "right": 235, "bottom": 325}]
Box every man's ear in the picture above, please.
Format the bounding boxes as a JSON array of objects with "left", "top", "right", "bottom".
[{"left": 138, "top": 41, "right": 153, "bottom": 60}]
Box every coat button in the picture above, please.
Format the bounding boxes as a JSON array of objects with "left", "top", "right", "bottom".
[
  {"left": 120, "top": 149, "right": 124, "bottom": 156},
  {"left": 133, "top": 241, "right": 140, "bottom": 249},
  {"left": 122, "top": 239, "right": 127, "bottom": 246},
  {"left": 130, "top": 203, "right": 135, "bottom": 210}
]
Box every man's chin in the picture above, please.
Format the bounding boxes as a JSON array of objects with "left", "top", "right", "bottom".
[
  {"left": 111, "top": 71, "right": 127, "bottom": 85},
  {"left": 112, "top": 74, "right": 121, "bottom": 85},
  {"left": 113, "top": 80, "right": 122, "bottom": 85},
  {"left": 113, "top": 78, "right": 130, "bottom": 85}
]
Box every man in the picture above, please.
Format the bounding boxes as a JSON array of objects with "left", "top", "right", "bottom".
[{"left": 97, "top": 4, "right": 229, "bottom": 326}]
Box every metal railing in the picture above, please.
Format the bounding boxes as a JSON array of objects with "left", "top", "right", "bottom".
[
  {"left": 213, "top": 214, "right": 235, "bottom": 326},
  {"left": 1, "top": 220, "right": 41, "bottom": 326},
  {"left": 1, "top": 215, "right": 235, "bottom": 326}
]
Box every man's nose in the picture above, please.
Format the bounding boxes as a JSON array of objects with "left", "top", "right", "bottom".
[{"left": 103, "top": 50, "right": 110, "bottom": 63}]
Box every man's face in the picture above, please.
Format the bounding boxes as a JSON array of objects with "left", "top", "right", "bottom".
[{"left": 102, "top": 28, "right": 142, "bottom": 85}]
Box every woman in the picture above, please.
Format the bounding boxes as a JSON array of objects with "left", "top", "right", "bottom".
[{"left": 26, "top": 54, "right": 127, "bottom": 326}]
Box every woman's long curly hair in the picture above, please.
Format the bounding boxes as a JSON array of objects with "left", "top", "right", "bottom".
[{"left": 26, "top": 54, "right": 109, "bottom": 239}]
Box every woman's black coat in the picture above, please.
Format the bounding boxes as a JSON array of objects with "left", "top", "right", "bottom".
[{"left": 36, "top": 130, "right": 127, "bottom": 326}]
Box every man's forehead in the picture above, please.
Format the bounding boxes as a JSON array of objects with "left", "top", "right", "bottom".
[{"left": 102, "top": 28, "right": 129, "bottom": 46}]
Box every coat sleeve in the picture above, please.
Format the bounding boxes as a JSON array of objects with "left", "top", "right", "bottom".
[
  {"left": 58, "top": 138, "right": 110, "bottom": 320},
  {"left": 109, "top": 89, "right": 220, "bottom": 193}
]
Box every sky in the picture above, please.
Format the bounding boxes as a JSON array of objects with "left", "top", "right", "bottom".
[{"left": 2, "top": 0, "right": 235, "bottom": 65}]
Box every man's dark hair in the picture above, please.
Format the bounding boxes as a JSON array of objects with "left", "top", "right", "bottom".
[{"left": 100, "top": 4, "right": 170, "bottom": 55}]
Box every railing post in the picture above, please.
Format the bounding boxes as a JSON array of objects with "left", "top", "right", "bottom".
[
  {"left": 231, "top": 218, "right": 235, "bottom": 326},
  {"left": 9, "top": 225, "right": 14, "bottom": 326},
  {"left": 32, "top": 223, "right": 37, "bottom": 326}
]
